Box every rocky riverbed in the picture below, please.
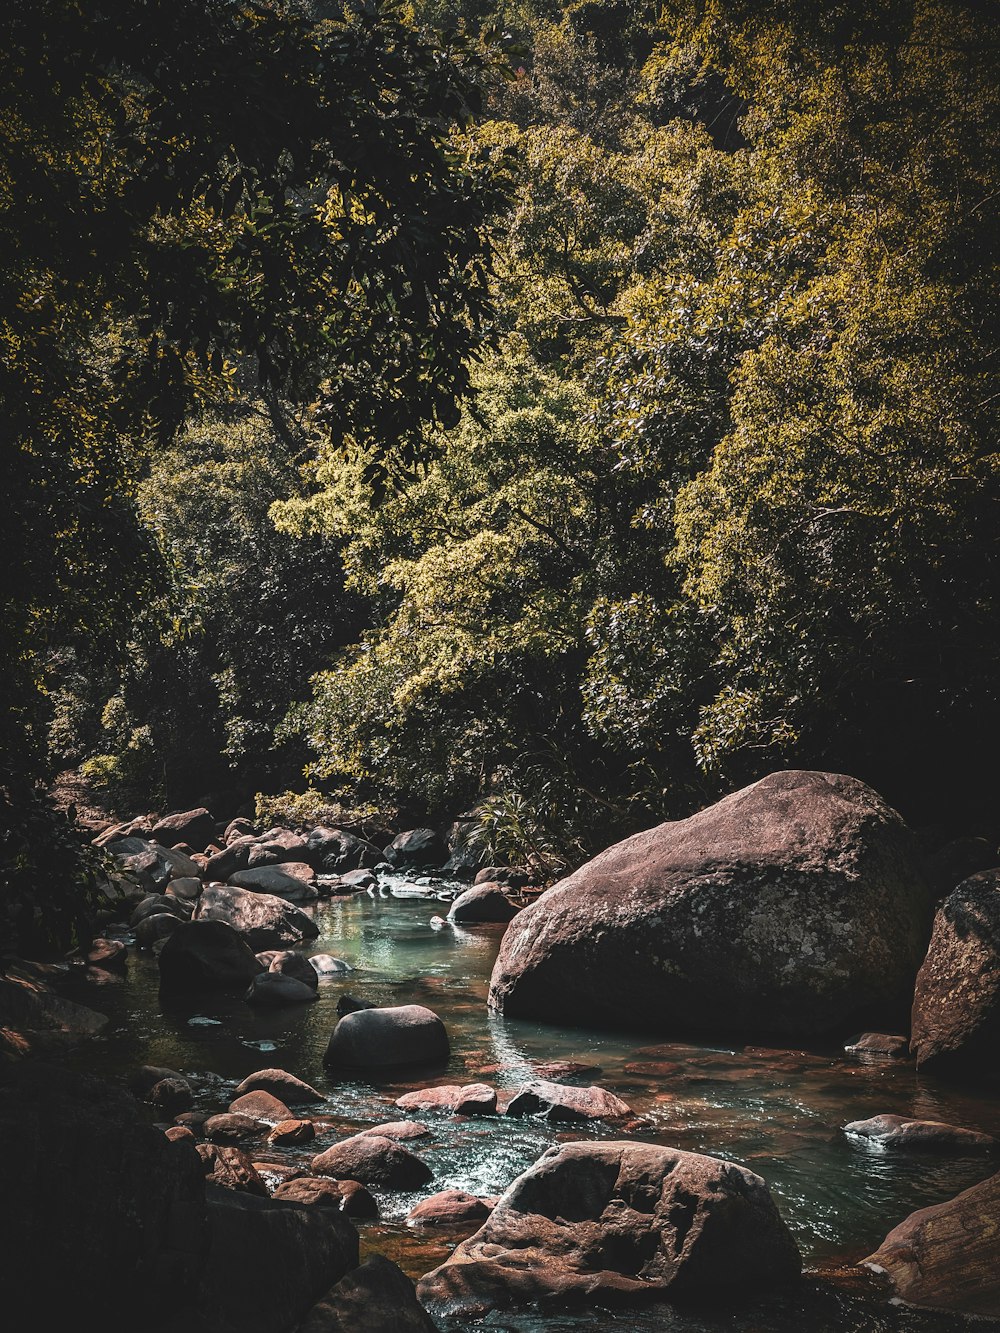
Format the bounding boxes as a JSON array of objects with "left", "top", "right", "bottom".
[{"left": 3, "top": 771, "right": 1000, "bottom": 1331}]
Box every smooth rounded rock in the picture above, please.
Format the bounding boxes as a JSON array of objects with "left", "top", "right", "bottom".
[
  {"left": 407, "top": 1190, "right": 496, "bottom": 1227},
  {"left": 448, "top": 884, "right": 520, "bottom": 925},
  {"left": 273, "top": 1175, "right": 378, "bottom": 1219},
  {"left": 245, "top": 972, "right": 319, "bottom": 1006},
  {"left": 158, "top": 919, "right": 265, "bottom": 991},
  {"left": 325, "top": 1004, "right": 449, "bottom": 1069},
  {"left": 234, "top": 1068, "right": 324, "bottom": 1105},
  {"left": 843, "top": 1113, "right": 996, "bottom": 1152},
  {"left": 310, "top": 1133, "right": 433, "bottom": 1189}
]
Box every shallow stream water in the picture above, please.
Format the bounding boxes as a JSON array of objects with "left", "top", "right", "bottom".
[{"left": 64, "top": 872, "right": 1000, "bottom": 1332}]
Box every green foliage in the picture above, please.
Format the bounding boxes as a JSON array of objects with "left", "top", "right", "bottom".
[
  {"left": 254, "top": 788, "right": 388, "bottom": 834},
  {"left": 0, "top": 784, "right": 109, "bottom": 958}
]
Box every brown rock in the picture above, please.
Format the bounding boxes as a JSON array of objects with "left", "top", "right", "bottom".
[
  {"left": 417, "top": 1140, "right": 801, "bottom": 1317},
  {"left": 505, "top": 1079, "right": 631, "bottom": 1122},
  {"left": 229, "top": 1089, "right": 293, "bottom": 1122},
  {"left": 165, "top": 1124, "right": 196, "bottom": 1143},
  {"left": 407, "top": 1190, "right": 496, "bottom": 1227},
  {"left": 150, "top": 807, "right": 216, "bottom": 851},
  {"left": 842, "top": 1113, "right": 996, "bottom": 1152},
  {"left": 148, "top": 1075, "right": 194, "bottom": 1115},
  {"left": 268, "top": 1118, "right": 316, "bottom": 1145},
  {"left": 910, "top": 871, "right": 1000, "bottom": 1080},
  {"left": 489, "top": 771, "right": 932, "bottom": 1037},
  {"left": 395, "top": 1083, "right": 493, "bottom": 1115},
  {"left": 233, "top": 1067, "right": 324, "bottom": 1104},
  {"left": 273, "top": 1176, "right": 379, "bottom": 1218},
  {"left": 310, "top": 1133, "right": 433, "bottom": 1189},
  {"left": 358, "top": 1120, "right": 431, "bottom": 1141},
  {"left": 863, "top": 1170, "right": 1000, "bottom": 1316},
  {"left": 196, "top": 1142, "right": 269, "bottom": 1196},
  {"left": 204, "top": 1113, "right": 265, "bottom": 1143},
  {"left": 843, "top": 1033, "right": 910, "bottom": 1059},
  {"left": 448, "top": 885, "right": 520, "bottom": 924},
  {"left": 85, "top": 938, "right": 128, "bottom": 970},
  {"left": 266, "top": 948, "right": 319, "bottom": 989}
]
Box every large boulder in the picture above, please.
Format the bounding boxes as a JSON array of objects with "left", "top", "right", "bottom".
[
  {"left": 384, "top": 828, "right": 449, "bottom": 870},
  {"left": 324, "top": 1004, "right": 449, "bottom": 1069},
  {"left": 863, "top": 1170, "right": 1000, "bottom": 1317},
  {"left": 310, "top": 1133, "right": 433, "bottom": 1189},
  {"left": 199, "top": 1184, "right": 359, "bottom": 1333},
  {"left": 119, "top": 841, "right": 203, "bottom": 892},
  {"left": 306, "top": 827, "right": 383, "bottom": 873},
  {"left": 489, "top": 771, "right": 932, "bottom": 1037},
  {"left": 157, "top": 919, "right": 265, "bottom": 991},
  {"left": 299, "top": 1255, "right": 438, "bottom": 1333},
  {"left": 910, "top": 871, "right": 1000, "bottom": 1081},
  {"left": 417, "top": 1140, "right": 801, "bottom": 1317},
  {"left": 151, "top": 808, "right": 216, "bottom": 851},
  {"left": 196, "top": 882, "right": 318, "bottom": 951}
]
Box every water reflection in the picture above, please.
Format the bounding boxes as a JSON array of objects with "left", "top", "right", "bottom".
[{"left": 61, "top": 876, "right": 1000, "bottom": 1332}]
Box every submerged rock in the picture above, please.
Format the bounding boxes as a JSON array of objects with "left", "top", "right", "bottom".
[
  {"left": 504, "top": 1079, "right": 632, "bottom": 1122},
  {"left": 245, "top": 972, "right": 319, "bottom": 1006},
  {"left": 910, "top": 870, "right": 1000, "bottom": 1081},
  {"left": 863, "top": 1170, "right": 1000, "bottom": 1317},
  {"left": 842, "top": 1113, "right": 996, "bottom": 1152},
  {"left": 843, "top": 1032, "right": 910, "bottom": 1059},
  {"left": 489, "top": 770, "right": 932, "bottom": 1037},
  {"left": 417, "top": 1140, "right": 801, "bottom": 1317}
]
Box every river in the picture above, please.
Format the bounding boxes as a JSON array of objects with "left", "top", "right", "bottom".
[{"left": 63, "top": 870, "right": 1000, "bottom": 1332}]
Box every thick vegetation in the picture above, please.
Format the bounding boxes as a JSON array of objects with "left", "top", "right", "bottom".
[{"left": 3, "top": 0, "right": 998, "bottom": 934}]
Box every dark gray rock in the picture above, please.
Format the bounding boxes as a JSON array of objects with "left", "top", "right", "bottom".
[
  {"left": 195, "top": 882, "right": 318, "bottom": 951},
  {"left": 158, "top": 919, "right": 265, "bottom": 991},
  {"left": 325, "top": 1004, "right": 449, "bottom": 1069},
  {"left": 384, "top": 829, "right": 449, "bottom": 870},
  {"left": 299, "top": 1254, "right": 438, "bottom": 1333},
  {"left": 150, "top": 808, "right": 216, "bottom": 851}
]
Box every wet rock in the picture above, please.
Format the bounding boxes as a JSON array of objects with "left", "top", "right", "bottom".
[
  {"left": 135, "top": 911, "right": 184, "bottom": 948},
  {"left": 229, "top": 1090, "right": 293, "bottom": 1122},
  {"left": 195, "top": 882, "right": 319, "bottom": 951},
  {"left": 358, "top": 1120, "right": 431, "bottom": 1140},
  {"left": 200, "top": 1184, "right": 358, "bottom": 1333},
  {"left": 407, "top": 1190, "right": 497, "bottom": 1227},
  {"left": 196, "top": 1143, "right": 269, "bottom": 1196},
  {"left": 336, "top": 992, "right": 374, "bottom": 1015},
  {"left": 310, "top": 1133, "right": 433, "bottom": 1189},
  {"left": 204, "top": 1113, "right": 266, "bottom": 1143},
  {"left": 128, "top": 1064, "right": 187, "bottom": 1098},
  {"left": 489, "top": 770, "right": 932, "bottom": 1037},
  {"left": 306, "top": 827, "right": 384, "bottom": 873},
  {"left": 448, "top": 884, "right": 520, "bottom": 925},
  {"left": 842, "top": 1113, "right": 996, "bottom": 1152},
  {"left": 311, "top": 954, "right": 353, "bottom": 976},
  {"left": 384, "top": 828, "right": 449, "bottom": 870},
  {"left": 268, "top": 1118, "right": 316, "bottom": 1145},
  {"left": 245, "top": 971, "right": 319, "bottom": 1006},
  {"left": 395, "top": 1085, "right": 470, "bottom": 1113},
  {"left": 505, "top": 1079, "right": 632, "bottom": 1122},
  {"left": 148, "top": 1075, "right": 194, "bottom": 1116},
  {"left": 299, "top": 1254, "right": 437, "bottom": 1333},
  {"left": 417, "top": 1140, "right": 801, "bottom": 1317},
  {"left": 151, "top": 808, "right": 216, "bottom": 851},
  {"left": 533, "top": 1061, "right": 602, "bottom": 1081},
  {"left": 863, "top": 1170, "right": 1000, "bottom": 1316},
  {"left": 85, "top": 938, "right": 128, "bottom": 970},
  {"left": 274, "top": 1175, "right": 379, "bottom": 1218},
  {"left": 234, "top": 1068, "right": 324, "bottom": 1105},
  {"left": 266, "top": 948, "right": 319, "bottom": 989},
  {"left": 843, "top": 1033, "right": 910, "bottom": 1059},
  {"left": 325, "top": 1004, "right": 449, "bottom": 1069},
  {"left": 910, "top": 870, "right": 1000, "bottom": 1081},
  {"left": 158, "top": 919, "right": 265, "bottom": 991},
  {"left": 166, "top": 1124, "right": 196, "bottom": 1143}
]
